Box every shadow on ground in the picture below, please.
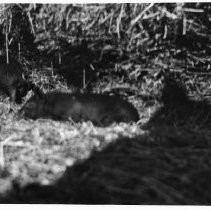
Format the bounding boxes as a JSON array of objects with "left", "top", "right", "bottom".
[{"left": 1, "top": 77, "right": 211, "bottom": 204}]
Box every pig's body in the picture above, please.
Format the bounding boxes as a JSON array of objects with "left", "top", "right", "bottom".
[{"left": 19, "top": 92, "right": 139, "bottom": 126}]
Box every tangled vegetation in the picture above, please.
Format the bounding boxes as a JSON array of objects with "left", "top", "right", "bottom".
[{"left": 0, "top": 3, "right": 210, "bottom": 204}]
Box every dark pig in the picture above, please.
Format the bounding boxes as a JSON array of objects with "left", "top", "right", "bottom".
[
  {"left": 19, "top": 92, "right": 139, "bottom": 126},
  {"left": 0, "top": 58, "right": 40, "bottom": 104}
]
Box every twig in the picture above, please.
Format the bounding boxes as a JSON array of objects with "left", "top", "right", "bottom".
[
  {"left": 0, "top": 134, "right": 18, "bottom": 168},
  {"left": 0, "top": 6, "right": 10, "bottom": 13},
  {"left": 183, "top": 8, "right": 204, "bottom": 13},
  {"left": 5, "top": 32, "right": 9, "bottom": 64},
  {"left": 143, "top": 11, "right": 159, "bottom": 20},
  {"left": 128, "top": 3, "right": 154, "bottom": 33},
  {"left": 100, "top": 12, "right": 113, "bottom": 26},
  {"left": 116, "top": 4, "right": 124, "bottom": 39},
  {"left": 108, "top": 10, "right": 114, "bottom": 34},
  {"left": 0, "top": 142, "right": 3, "bottom": 168},
  {"left": 85, "top": 9, "right": 101, "bottom": 31},
  {"left": 83, "top": 68, "right": 86, "bottom": 89},
  {"left": 27, "top": 11, "right": 35, "bottom": 35},
  {"left": 165, "top": 11, "right": 177, "bottom": 19},
  {"left": 8, "top": 12, "right": 12, "bottom": 33},
  {"left": 18, "top": 42, "right": 21, "bottom": 61},
  {"left": 66, "top": 7, "right": 71, "bottom": 30},
  {"left": 183, "top": 14, "right": 187, "bottom": 35},
  {"left": 186, "top": 71, "right": 211, "bottom": 76}
]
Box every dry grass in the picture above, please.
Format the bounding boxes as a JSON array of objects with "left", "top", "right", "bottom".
[
  {"left": 0, "top": 98, "right": 145, "bottom": 191},
  {"left": 0, "top": 81, "right": 211, "bottom": 204},
  {"left": 0, "top": 3, "right": 210, "bottom": 204},
  {"left": 0, "top": 63, "right": 210, "bottom": 204},
  {"left": 1, "top": 111, "right": 211, "bottom": 204}
]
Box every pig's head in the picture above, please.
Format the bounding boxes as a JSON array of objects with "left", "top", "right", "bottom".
[
  {"left": 16, "top": 81, "right": 44, "bottom": 104},
  {"left": 15, "top": 80, "right": 30, "bottom": 104},
  {"left": 18, "top": 91, "right": 45, "bottom": 119}
]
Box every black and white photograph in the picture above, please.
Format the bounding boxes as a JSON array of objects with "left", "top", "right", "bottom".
[{"left": 0, "top": 2, "right": 211, "bottom": 204}]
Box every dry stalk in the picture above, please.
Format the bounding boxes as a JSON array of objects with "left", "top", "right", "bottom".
[
  {"left": 83, "top": 68, "right": 86, "bottom": 89},
  {"left": 27, "top": 11, "right": 35, "bottom": 35},
  {"left": 0, "top": 142, "right": 3, "bottom": 168},
  {"left": 65, "top": 7, "right": 71, "bottom": 30},
  {"left": 183, "top": 14, "right": 187, "bottom": 36},
  {"left": 184, "top": 8, "right": 204, "bottom": 13},
  {"left": 143, "top": 11, "right": 159, "bottom": 20},
  {"left": 5, "top": 31, "right": 9, "bottom": 64},
  {"left": 116, "top": 4, "right": 124, "bottom": 39},
  {"left": 85, "top": 9, "right": 101, "bottom": 31},
  {"left": 0, "top": 134, "right": 19, "bottom": 168},
  {"left": 128, "top": 3, "right": 154, "bottom": 33},
  {"left": 108, "top": 10, "right": 114, "bottom": 34},
  {"left": 8, "top": 11, "right": 12, "bottom": 33},
  {"left": 0, "top": 5, "right": 9, "bottom": 13}
]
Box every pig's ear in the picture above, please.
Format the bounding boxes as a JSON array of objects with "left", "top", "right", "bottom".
[
  {"left": 33, "top": 88, "right": 45, "bottom": 100},
  {"left": 29, "top": 83, "right": 45, "bottom": 100},
  {"left": 34, "top": 87, "right": 45, "bottom": 100}
]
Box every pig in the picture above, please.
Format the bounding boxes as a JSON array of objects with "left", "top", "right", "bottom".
[
  {"left": 19, "top": 91, "right": 139, "bottom": 126},
  {"left": 0, "top": 58, "right": 40, "bottom": 104}
]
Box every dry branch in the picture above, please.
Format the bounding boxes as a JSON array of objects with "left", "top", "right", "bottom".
[{"left": 128, "top": 3, "right": 154, "bottom": 33}]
